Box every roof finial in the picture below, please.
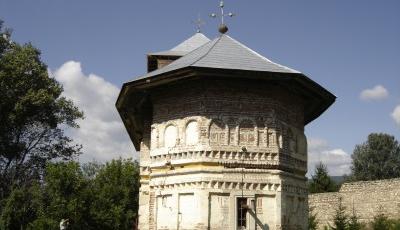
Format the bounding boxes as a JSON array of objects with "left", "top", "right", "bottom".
[
  {"left": 192, "top": 13, "right": 205, "bottom": 33},
  {"left": 210, "top": 0, "right": 235, "bottom": 34}
]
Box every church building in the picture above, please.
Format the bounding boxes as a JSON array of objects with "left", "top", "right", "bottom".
[{"left": 116, "top": 16, "right": 335, "bottom": 230}]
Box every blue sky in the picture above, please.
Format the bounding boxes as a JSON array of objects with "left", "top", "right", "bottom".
[{"left": 1, "top": 0, "right": 399, "bottom": 175}]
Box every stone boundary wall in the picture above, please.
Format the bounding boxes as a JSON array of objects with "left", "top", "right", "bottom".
[{"left": 308, "top": 178, "right": 400, "bottom": 229}]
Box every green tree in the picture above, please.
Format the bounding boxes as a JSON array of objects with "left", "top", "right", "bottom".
[
  {"left": 347, "top": 212, "right": 362, "bottom": 230},
  {"left": 82, "top": 160, "right": 104, "bottom": 179},
  {"left": 351, "top": 133, "right": 400, "bottom": 181},
  {"left": 89, "top": 159, "right": 139, "bottom": 230},
  {"left": 0, "top": 21, "right": 83, "bottom": 200},
  {"left": 43, "top": 162, "right": 93, "bottom": 230},
  {"left": 308, "top": 207, "right": 319, "bottom": 230},
  {"left": 0, "top": 185, "right": 38, "bottom": 229},
  {"left": 371, "top": 213, "right": 390, "bottom": 230},
  {"left": 309, "top": 162, "right": 338, "bottom": 193},
  {"left": 392, "top": 219, "right": 400, "bottom": 230},
  {"left": 330, "top": 198, "right": 348, "bottom": 230},
  {"left": 0, "top": 162, "right": 91, "bottom": 230}
]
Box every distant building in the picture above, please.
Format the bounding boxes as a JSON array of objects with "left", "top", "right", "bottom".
[{"left": 116, "top": 30, "right": 335, "bottom": 230}]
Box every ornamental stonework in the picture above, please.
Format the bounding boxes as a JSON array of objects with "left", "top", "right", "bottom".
[{"left": 116, "top": 32, "right": 335, "bottom": 230}]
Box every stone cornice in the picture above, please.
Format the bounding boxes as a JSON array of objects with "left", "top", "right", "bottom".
[{"left": 149, "top": 150, "right": 306, "bottom": 174}]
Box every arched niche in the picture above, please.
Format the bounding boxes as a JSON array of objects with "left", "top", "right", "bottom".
[
  {"left": 297, "top": 133, "right": 307, "bottom": 155},
  {"left": 266, "top": 120, "right": 280, "bottom": 148},
  {"left": 239, "top": 119, "right": 255, "bottom": 146},
  {"left": 256, "top": 119, "right": 266, "bottom": 147},
  {"left": 288, "top": 129, "right": 297, "bottom": 154},
  {"left": 227, "top": 117, "right": 237, "bottom": 145},
  {"left": 209, "top": 119, "right": 226, "bottom": 145},
  {"left": 164, "top": 125, "right": 177, "bottom": 148},
  {"left": 185, "top": 121, "right": 199, "bottom": 145},
  {"left": 151, "top": 127, "right": 158, "bottom": 149}
]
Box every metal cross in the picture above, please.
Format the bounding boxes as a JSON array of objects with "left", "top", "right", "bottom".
[
  {"left": 192, "top": 14, "right": 205, "bottom": 33},
  {"left": 210, "top": 0, "right": 235, "bottom": 33}
]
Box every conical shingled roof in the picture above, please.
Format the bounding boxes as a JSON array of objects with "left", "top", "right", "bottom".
[
  {"left": 148, "top": 32, "right": 211, "bottom": 56},
  {"left": 135, "top": 34, "right": 299, "bottom": 81},
  {"left": 171, "top": 32, "right": 210, "bottom": 52}
]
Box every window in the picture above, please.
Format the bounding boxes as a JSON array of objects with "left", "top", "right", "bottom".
[
  {"left": 185, "top": 121, "right": 198, "bottom": 145},
  {"left": 237, "top": 198, "right": 247, "bottom": 229}
]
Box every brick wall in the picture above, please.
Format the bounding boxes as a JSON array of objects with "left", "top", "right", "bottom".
[{"left": 308, "top": 178, "right": 400, "bottom": 229}]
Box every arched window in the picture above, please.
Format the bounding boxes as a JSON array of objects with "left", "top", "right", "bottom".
[
  {"left": 186, "top": 121, "right": 199, "bottom": 145},
  {"left": 239, "top": 120, "right": 255, "bottom": 146},
  {"left": 209, "top": 120, "right": 226, "bottom": 145},
  {"left": 164, "top": 125, "right": 177, "bottom": 148}
]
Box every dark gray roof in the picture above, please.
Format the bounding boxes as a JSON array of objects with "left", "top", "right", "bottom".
[
  {"left": 133, "top": 34, "right": 300, "bottom": 81},
  {"left": 147, "top": 32, "right": 210, "bottom": 57}
]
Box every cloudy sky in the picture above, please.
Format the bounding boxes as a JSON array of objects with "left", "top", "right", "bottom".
[{"left": 1, "top": 0, "right": 399, "bottom": 175}]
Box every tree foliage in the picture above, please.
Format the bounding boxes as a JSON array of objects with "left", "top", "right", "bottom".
[
  {"left": 0, "top": 159, "right": 140, "bottom": 230},
  {"left": 330, "top": 199, "right": 348, "bottom": 230},
  {"left": 89, "top": 159, "right": 139, "bottom": 229},
  {"left": 308, "top": 207, "right": 319, "bottom": 230},
  {"left": 372, "top": 213, "right": 391, "bottom": 230},
  {"left": 347, "top": 212, "right": 362, "bottom": 230},
  {"left": 351, "top": 133, "right": 400, "bottom": 181},
  {"left": 0, "top": 184, "right": 41, "bottom": 229},
  {"left": 0, "top": 21, "right": 83, "bottom": 200},
  {"left": 0, "top": 21, "right": 140, "bottom": 229},
  {"left": 309, "top": 162, "right": 338, "bottom": 193}
]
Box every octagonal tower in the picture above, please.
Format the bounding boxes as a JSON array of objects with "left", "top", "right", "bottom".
[{"left": 116, "top": 32, "right": 335, "bottom": 230}]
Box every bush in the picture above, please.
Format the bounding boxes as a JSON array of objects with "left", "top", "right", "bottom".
[
  {"left": 309, "top": 207, "right": 319, "bottom": 230},
  {"left": 348, "top": 213, "right": 363, "bottom": 230},
  {"left": 392, "top": 220, "right": 400, "bottom": 230},
  {"left": 330, "top": 199, "right": 348, "bottom": 230},
  {"left": 28, "top": 218, "right": 58, "bottom": 230},
  {"left": 372, "top": 213, "right": 391, "bottom": 230}
]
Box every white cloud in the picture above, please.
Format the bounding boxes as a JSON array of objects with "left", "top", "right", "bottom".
[
  {"left": 360, "top": 85, "right": 389, "bottom": 101},
  {"left": 307, "top": 138, "right": 351, "bottom": 176},
  {"left": 392, "top": 105, "right": 400, "bottom": 127},
  {"left": 52, "top": 61, "right": 136, "bottom": 162}
]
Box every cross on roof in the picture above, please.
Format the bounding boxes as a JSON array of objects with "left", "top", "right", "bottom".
[
  {"left": 192, "top": 14, "right": 205, "bottom": 33},
  {"left": 210, "top": 0, "right": 235, "bottom": 33}
]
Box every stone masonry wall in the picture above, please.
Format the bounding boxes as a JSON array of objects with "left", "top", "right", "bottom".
[
  {"left": 149, "top": 79, "right": 307, "bottom": 175},
  {"left": 137, "top": 78, "right": 309, "bottom": 230},
  {"left": 308, "top": 178, "right": 400, "bottom": 229}
]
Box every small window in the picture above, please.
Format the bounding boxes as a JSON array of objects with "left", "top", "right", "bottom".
[{"left": 237, "top": 198, "right": 247, "bottom": 229}]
